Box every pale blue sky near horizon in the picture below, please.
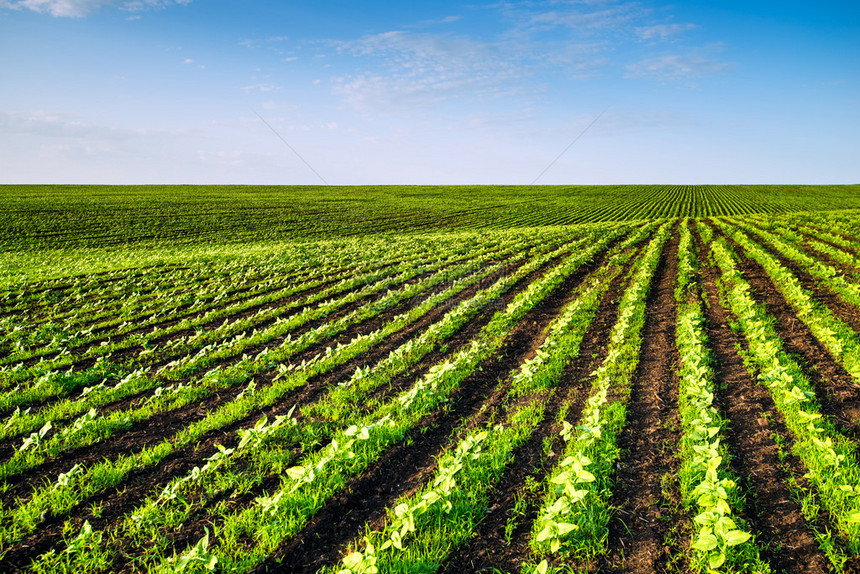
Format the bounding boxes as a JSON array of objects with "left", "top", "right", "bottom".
[{"left": 1, "top": 0, "right": 857, "bottom": 185}]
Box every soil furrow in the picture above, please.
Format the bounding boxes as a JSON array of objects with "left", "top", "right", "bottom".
[
  {"left": 601, "top": 226, "right": 684, "bottom": 574},
  {"left": 0, "top": 253, "right": 546, "bottom": 571},
  {"left": 83, "top": 245, "right": 581, "bottom": 572},
  {"left": 67, "top": 267, "right": 428, "bottom": 374},
  {"left": 304, "top": 261, "right": 526, "bottom": 411},
  {"left": 36, "top": 273, "right": 338, "bottom": 358},
  {"left": 12, "top": 256, "right": 433, "bottom": 373},
  {"left": 0, "top": 266, "right": 186, "bottom": 319},
  {"left": 17, "top": 252, "right": 439, "bottom": 367},
  {"left": 799, "top": 240, "right": 860, "bottom": 279},
  {"left": 0, "top": 272, "right": 467, "bottom": 499}
]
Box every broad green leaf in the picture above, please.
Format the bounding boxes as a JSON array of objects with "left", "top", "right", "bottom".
[
  {"left": 342, "top": 551, "right": 364, "bottom": 567},
  {"left": 550, "top": 471, "right": 571, "bottom": 485},
  {"left": 535, "top": 525, "right": 555, "bottom": 543},
  {"left": 691, "top": 532, "right": 718, "bottom": 552},
  {"left": 394, "top": 503, "right": 410, "bottom": 518},
  {"left": 575, "top": 469, "right": 595, "bottom": 483},
  {"left": 285, "top": 466, "right": 305, "bottom": 480},
  {"left": 724, "top": 529, "right": 752, "bottom": 546},
  {"left": 708, "top": 551, "right": 726, "bottom": 569},
  {"left": 390, "top": 530, "right": 404, "bottom": 551}
]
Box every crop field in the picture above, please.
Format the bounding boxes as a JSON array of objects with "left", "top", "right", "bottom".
[{"left": 2, "top": 184, "right": 860, "bottom": 573}]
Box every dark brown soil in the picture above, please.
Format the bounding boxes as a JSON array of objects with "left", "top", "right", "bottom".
[
  {"left": 796, "top": 229, "right": 860, "bottom": 277},
  {"left": 798, "top": 223, "right": 860, "bottom": 256},
  {"left": 742, "top": 224, "right": 860, "bottom": 333},
  {"left": 600, "top": 225, "right": 685, "bottom": 573},
  {"left": 9, "top": 258, "right": 391, "bottom": 367},
  {"left": 0, "top": 265, "right": 483, "bottom": 495},
  {"left": 0, "top": 261, "right": 483, "bottom": 450},
  {"left": 5, "top": 221, "right": 858, "bottom": 573},
  {"left": 12, "top": 251, "right": 448, "bottom": 372},
  {"left": 109, "top": 247, "right": 576, "bottom": 571}
]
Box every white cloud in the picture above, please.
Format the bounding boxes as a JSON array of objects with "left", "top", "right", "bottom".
[
  {"left": 332, "top": 30, "right": 526, "bottom": 110},
  {"left": 496, "top": 0, "right": 647, "bottom": 36},
  {"left": 0, "top": 110, "right": 143, "bottom": 140},
  {"left": 239, "top": 36, "right": 290, "bottom": 50},
  {"left": 325, "top": 2, "right": 731, "bottom": 111},
  {"left": 408, "top": 15, "right": 462, "bottom": 28},
  {"left": 241, "top": 83, "right": 282, "bottom": 93},
  {"left": 625, "top": 54, "right": 731, "bottom": 81},
  {"left": 0, "top": 0, "right": 190, "bottom": 17},
  {"left": 635, "top": 23, "right": 698, "bottom": 41}
]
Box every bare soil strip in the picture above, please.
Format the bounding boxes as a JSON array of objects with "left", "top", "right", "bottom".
[
  {"left": 600, "top": 225, "right": 685, "bottom": 574},
  {"left": 0, "top": 265, "right": 187, "bottom": 319},
  {"left": 694, "top": 229, "right": 831, "bottom": 574},
  {"left": 72, "top": 265, "right": 442, "bottom": 374},
  {"left": 12, "top": 259, "right": 365, "bottom": 359},
  {"left": 794, "top": 229, "right": 860, "bottom": 277},
  {"left": 49, "top": 273, "right": 339, "bottom": 356},
  {"left": 799, "top": 223, "right": 860, "bottom": 255},
  {"left": 1, "top": 260, "right": 479, "bottom": 429},
  {"left": 11, "top": 274, "right": 342, "bottom": 402}
]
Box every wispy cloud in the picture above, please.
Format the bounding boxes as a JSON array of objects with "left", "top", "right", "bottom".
[
  {"left": 408, "top": 15, "right": 462, "bottom": 29},
  {"left": 0, "top": 0, "right": 190, "bottom": 17},
  {"left": 0, "top": 110, "right": 145, "bottom": 139},
  {"left": 332, "top": 30, "right": 526, "bottom": 110},
  {"left": 635, "top": 22, "right": 698, "bottom": 41},
  {"left": 325, "top": 1, "right": 731, "bottom": 111},
  {"left": 626, "top": 53, "right": 731, "bottom": 81},
  {"left": 241, "top": 83, "right": 282, "bottom": 93},
  {"left": 239, "top": 36, "right": 290, "bottom": 49},
  {"left": 508, "top": 1, "right": 646, "bottom": 34}
]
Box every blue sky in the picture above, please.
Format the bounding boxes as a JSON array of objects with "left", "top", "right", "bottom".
[{"left": 1, "top": 0, "right": 857, "bottom": 184}]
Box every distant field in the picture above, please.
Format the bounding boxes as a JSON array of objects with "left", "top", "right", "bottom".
[
  {"left": 3, "top": 184, "right": 860, "bottom": 250},
  {"left": 2, "top": 186, "right": 860, "bottom": 573}
]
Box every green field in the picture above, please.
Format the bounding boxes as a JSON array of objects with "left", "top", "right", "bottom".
[
  {"left": 4, "top": 184, "right": 860, "bottom": 250},
  {"left": 2, "top": 185, "right": 860, "bottom": 573}
]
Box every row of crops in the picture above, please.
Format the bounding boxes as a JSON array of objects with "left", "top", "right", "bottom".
[
  {"left": 3, "top": 204, "right": 860, "bottom": 572},
  {"left": 3, "top": 185, "right": 860, "bottom": 251}
]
